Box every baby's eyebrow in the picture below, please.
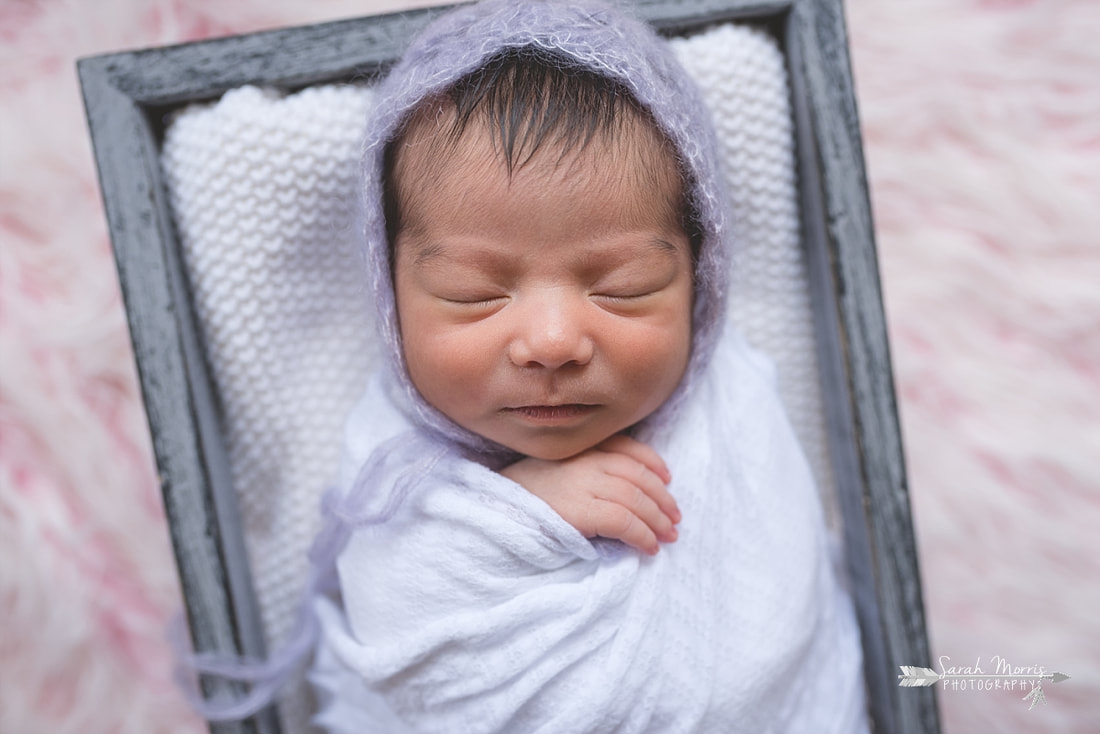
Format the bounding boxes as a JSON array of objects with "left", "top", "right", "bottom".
[
  {"left": 410, "top": 235, "right": 684, "bottom": 270},
  {"left": 581, "top": 237, "right": 684, "bottom": 268},
  {"left": 410, "top": 241, "right": 515, "bottom": 275},
  {"left": 647, "top": 238, "right": 682, "bottom": 256},
  {"left": 412, "top": 241, "right": 447, "bottom": 267}
]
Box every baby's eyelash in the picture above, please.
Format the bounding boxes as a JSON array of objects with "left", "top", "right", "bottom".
[
  {"left": 593, "top": 291, "right": 652, "bottom": 301},
  {"left": 444, "top": 296, "right": 506, "bottom": 307}
]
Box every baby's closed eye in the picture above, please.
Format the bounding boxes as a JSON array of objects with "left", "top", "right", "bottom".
[
  {"left": 440, "top": 292, "right": 509, "bottom": 306},
  {"left": 588, "top": 262, "right": 680, "bottom": 299}
]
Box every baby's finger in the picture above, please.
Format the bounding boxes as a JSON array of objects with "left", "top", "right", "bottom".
[
  {"left": 586, "top": 498, "right": 661, "bottom": 555},
  {"left": 596, "top": 477, "right": 677, "bottom": 543},
  {"left": 600, "top": 452, "right": 681, "bottom": 526},
  {"left": 597, "top": 434, "right": 672, "bottom": 485}
]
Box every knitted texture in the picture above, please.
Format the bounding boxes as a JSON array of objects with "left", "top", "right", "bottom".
[
  {"left": 161, "top": 84, "right": 381, "bottom": 731},
  {"left": 161, "top": 10, "right": 839, "bottom": 732},
  {"left": 673, "top": 24, "right": 838, "bottom": 524}
]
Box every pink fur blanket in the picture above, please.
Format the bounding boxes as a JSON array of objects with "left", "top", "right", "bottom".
[{"left": 1, "top": 1, "right": 1097, "bottom": 732}]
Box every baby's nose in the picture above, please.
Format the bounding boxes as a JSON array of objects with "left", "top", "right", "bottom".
[{"left": 508, "top": 295, "right": 594, "bottom": 370}]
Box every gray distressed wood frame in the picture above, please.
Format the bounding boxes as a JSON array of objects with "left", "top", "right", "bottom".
[{"left": 78, "top": 1, "right": 938, "bottom": 732}]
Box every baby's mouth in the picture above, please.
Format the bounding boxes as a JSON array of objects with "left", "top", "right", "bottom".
[{"left": 503, "top": 404, "right": 598, "bottom": 422}]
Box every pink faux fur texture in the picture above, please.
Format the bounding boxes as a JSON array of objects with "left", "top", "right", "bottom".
[{"left": 1, "top": 1, "right": 1096, "bottom": 733}]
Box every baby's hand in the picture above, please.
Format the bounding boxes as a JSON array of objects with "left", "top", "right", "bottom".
[{"left": 500, "top": 435, "right": 680, "bottom": 555}]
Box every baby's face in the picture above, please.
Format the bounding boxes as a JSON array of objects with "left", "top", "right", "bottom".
[{"left": 392, "top": 124, "right": 693, "bottom": 460}]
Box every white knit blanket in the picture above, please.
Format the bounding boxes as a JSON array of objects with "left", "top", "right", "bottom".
[{"left": 161, "top": 22, "right": 843, "bottom": 732}]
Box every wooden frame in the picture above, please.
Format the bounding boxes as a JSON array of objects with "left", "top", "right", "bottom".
[{"left": 78, "top": 1, "right": 938, "bottom": 732}]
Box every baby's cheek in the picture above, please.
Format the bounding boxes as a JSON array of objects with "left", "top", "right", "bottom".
[
  {"left": 623, "top": 312, "right": 690, "bottom": 358},
  {"left": 619, "top": 319, "right": 691, "bottom": 399},
  {"left": 405, "top": 326, "right": 496, "bottom": 400}
]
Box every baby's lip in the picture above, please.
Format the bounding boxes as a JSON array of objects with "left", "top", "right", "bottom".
[
  {"left": 501, "top": 404, "right": 599, "bottom": 422},
  {"left": 503, "top": 402, "right": 598, "bottom": 410}
]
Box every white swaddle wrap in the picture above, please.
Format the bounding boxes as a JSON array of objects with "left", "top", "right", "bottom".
[{"left": 310, "top": 322, "right": 866, "bottom": 733}]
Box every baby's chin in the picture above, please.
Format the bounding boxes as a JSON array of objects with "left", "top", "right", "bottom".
[
  {"left": 489, "top": 427, "right": 625, "bottom": 462},
  {"left": 513, "top": 443, "right": 601, "bottom": 462}
]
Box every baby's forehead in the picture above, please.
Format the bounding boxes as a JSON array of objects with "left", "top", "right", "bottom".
[
  {"left": 384, "top": 50, "right": 695, "bottom": 256},
  {"left": 392, "top": 108, "right": 685, "bottom": 229}
]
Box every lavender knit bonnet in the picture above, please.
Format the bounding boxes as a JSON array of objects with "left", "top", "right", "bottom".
[{"left": 363, "top": 0, "right": 732, "bottom": 454}]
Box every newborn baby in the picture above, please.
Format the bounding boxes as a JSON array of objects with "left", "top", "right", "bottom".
[
  {"left": 300, "top": 1, "right": 870, "bottom": 732},
  {"left": 391, "top": 50, "right": 691, "bottom": 556}
]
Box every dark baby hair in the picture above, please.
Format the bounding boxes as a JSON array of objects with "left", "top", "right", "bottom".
[
  {"left": 383, "top": 48, "right": 701, "bottom": 254},
  {"left": 445, "top": 47, "right": 648, "bottom": 174}
]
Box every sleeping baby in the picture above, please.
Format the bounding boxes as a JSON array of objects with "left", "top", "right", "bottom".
[
  {"left": 299, "top": 1, "right": 871, "bottom": 731},
  {"left": 195, "top": 0, "right": 869, "bottom": 731}
]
